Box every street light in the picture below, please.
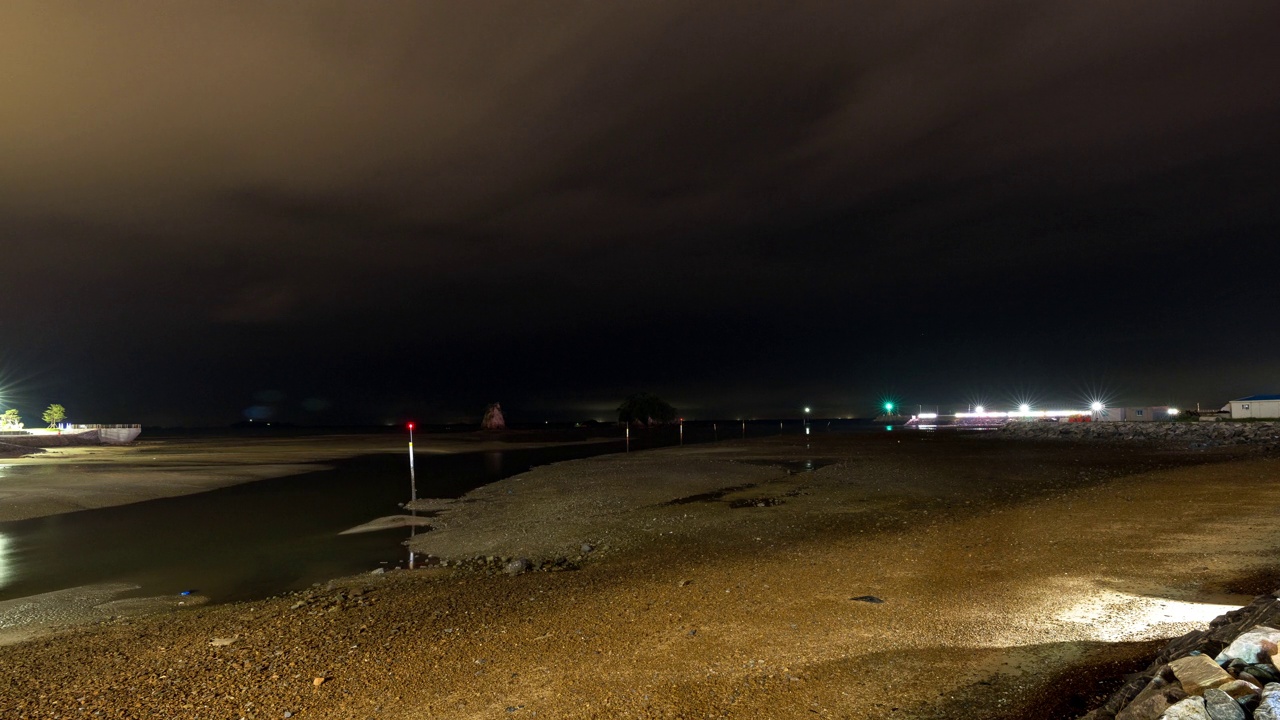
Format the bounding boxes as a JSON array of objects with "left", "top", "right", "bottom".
[
  {"left": 884, "top": 402, "right": 894, "bottom": 413},
  {"left": 1018, "top": 403, "right": 1031, "bottom": 413},
  {"left": 975, "top": 405, "right": 985, "bottom": 414}
]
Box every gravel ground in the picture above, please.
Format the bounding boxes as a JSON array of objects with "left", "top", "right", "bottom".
[{"left": 2, "top": 433, "right": 1278, "bottom": 719}]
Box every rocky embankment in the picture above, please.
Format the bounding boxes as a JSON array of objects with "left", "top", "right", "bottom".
[
  {"left": 1081, "top": 590, "right": 1280, "bottom": 720},
  {"left": 1, "top": 431, "right": 105, "bottom": 457},
  {"left": 0, "top": 430, "right": 103, "bottom": 448},
  {"left": 999, "top": 421, "right": 1280, "bottom": 451},
  {"left": 0, "top": 442, "right": 33, "bottom": 458}
]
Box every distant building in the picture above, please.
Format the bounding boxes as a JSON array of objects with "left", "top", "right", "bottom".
[
  {"left": 1095, "top": 406, "right": 1176, "bottom": 422},
  {"left": 1225, "top": 394, "right": 1280, "bottom": 419}
]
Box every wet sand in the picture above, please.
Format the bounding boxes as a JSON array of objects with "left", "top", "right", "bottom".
[{"left": 1, "top": 433, "right": 1278, "bottom": 719}]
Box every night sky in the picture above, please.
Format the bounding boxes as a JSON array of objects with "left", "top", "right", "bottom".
[{"left": 2, "top": 2, "right": 1278, "bottom": 426}]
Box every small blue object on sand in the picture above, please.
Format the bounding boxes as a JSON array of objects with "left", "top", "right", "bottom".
[{"left": 180, "top": 590, "right": 196, "bottom": 596}]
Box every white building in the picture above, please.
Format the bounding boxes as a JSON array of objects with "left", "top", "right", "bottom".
[
  {"left": 1225, "top": 394, "right": 1280, "bottom": 419},
  {"left": 1095, "top": 406, "right": 1177, "bottom": 422}
]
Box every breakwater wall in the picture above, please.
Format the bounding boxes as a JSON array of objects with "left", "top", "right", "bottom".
[
  {"left": 998, "top": 421, "right": 1280, "bottom": 451},
  {"left": 0, "top": 433, "right": 101, "bottom": 458},
  {"left": 0, "top": 430, "right": 103, "bottom": 447}
]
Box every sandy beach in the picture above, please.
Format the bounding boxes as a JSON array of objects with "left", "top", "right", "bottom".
[{"left": 1, "top": 432, "right": 1278, "bottom": 719}]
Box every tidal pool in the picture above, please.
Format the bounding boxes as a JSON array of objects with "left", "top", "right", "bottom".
[{"left": 0, "top": 443, "right": 623, "bottom": 604}]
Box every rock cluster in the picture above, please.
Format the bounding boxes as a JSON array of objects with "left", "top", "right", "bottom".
[
  {"left": 286, "top": 586, "right": 378, "bottom": 613},
  {"left": 999, "top": 421, "right": 1280, "bottom": 450},
  {"left": 434, "top": 554, "right": 581, "bottom": 575},
  {"left": 1081, "top": 590, "right": 1280, "bottom": 719}
]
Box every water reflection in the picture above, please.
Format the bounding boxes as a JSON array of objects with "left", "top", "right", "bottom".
[
  {"left": 484, "top": 451, "right": 503, "bottom": 475},
  {"left": 0, "top": 425, "right": 793, "bottom": 605},
  {"left": 406, "top": 508, "right": 420, "bottom": 569},
  {"left": 0, "top": 533, "right": 9, "bottom": 590}
]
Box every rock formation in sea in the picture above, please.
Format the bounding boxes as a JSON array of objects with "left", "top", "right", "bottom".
[{"left": 482, "top": 403, "right": 506, "bottom": 430}]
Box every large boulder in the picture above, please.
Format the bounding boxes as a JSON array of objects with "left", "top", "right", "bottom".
[
  {"left": 1214, "top": 626, "right": 1280, "bottom": 665},
  {"left": 1257, "top": 683, "right": 1280, "bottom": 720},
  {"left": 1117, "top": 675, "right": 1186, "bottom": 720},
  {"left": 1160, "top": 696, "right": 1208, "bottom": 720},
  {"left": 1217, "top": 679, "right": 1262, "bottom": 701},
  {"left": 1169, "top": 655, "right": 1234, "bottom": 696},
  {"left": 1201, "top": 688, "right": 1244, "bottom": 720}
]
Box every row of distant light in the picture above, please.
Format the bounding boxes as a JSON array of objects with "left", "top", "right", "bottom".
[
  {"left": 948, "top": 409, "right": 1089, "bottom": 418},
  {"left": 918, "top": 403, "right": 1180, "bottom": 419}
]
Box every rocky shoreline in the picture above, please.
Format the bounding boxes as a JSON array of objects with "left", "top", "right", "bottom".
[
  {"left": 1080, "top": 589, "right": 1280, "bottom": 719},
  {"left": 998, "top": 421, "right": 1280, "bottom": 451}
]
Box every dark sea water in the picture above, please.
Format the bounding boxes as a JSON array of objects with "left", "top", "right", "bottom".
[
  {"left": 0, "top": 419, "right": 891, "bottom": 605},
  {"left": 0, "top": 421, "right": 828, "bottom": 605},
  {"left": 0, "top": 443, "right": 623, "bottom": 604}
]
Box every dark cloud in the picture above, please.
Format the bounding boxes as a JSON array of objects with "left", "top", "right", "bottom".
[{"left": 1, "top": 1, "right": 1278, "bottom": 424}]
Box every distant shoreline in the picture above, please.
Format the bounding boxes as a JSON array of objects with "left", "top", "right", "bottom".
[{"left": 0, "top": 432, "right": 611, "bottom": 523}]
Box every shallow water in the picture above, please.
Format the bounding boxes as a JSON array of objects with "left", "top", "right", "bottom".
[
  {"left": 0, "top": 421, "right": 833, "bottom": 606},
  {"left": 0, "top": 443, "right": 623, "bottom": 604}
]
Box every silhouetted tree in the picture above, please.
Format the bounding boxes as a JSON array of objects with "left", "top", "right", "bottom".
[
  {"left": 617, "top": 392, "right": 677, "bottom": 425},
  {"left": 42, "top": 403, "right": 66, "bottom": 428}
]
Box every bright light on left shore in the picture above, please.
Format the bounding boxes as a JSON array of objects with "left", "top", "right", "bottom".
[
  {"left": 1019, "top": 403, "right": 1030, "bottom": 413},
  {"left": 1090, "top": 401, "right": 1104, "bottom": 412}
]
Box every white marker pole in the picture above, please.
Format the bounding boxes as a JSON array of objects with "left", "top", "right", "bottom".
[
  {"left": 626, "top": 424, "right": 630, "bottom": 452},
  {"left": 408, "top": 422, "right": 417, "bottom": 502},
  {"left": 407, "top": 422, "right": 419, "bottom": 569}
]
